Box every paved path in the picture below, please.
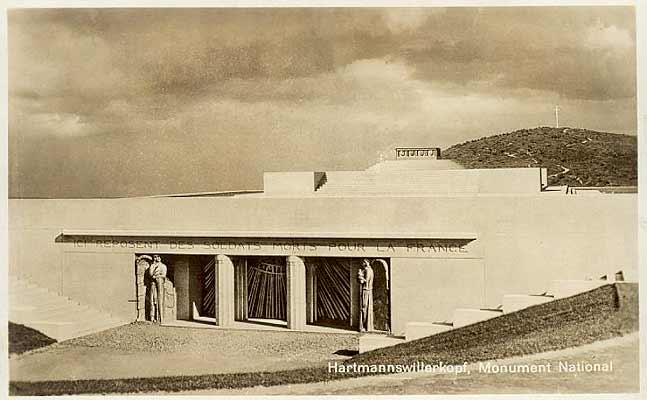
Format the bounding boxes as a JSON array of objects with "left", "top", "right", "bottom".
[
  {"left": 10, "top": 323, "right": 639, "bottom": 395},
  {"left": 173, "top": 333, "right": 639, "bottom": 395}
]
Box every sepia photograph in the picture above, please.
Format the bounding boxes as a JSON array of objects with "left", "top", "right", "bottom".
[{"left": 4, "top": 2, "right": 642, "bottom": 396}]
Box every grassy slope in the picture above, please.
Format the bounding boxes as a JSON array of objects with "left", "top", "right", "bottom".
[
  {"left": 10, "top": 283, "right": 638, "bottom": 395},
  {"left": 351, "top": 283, "right": 637, "bottom": 366},
  {"left": 443, "top": 127, "right": 637, "bottom": 187}
]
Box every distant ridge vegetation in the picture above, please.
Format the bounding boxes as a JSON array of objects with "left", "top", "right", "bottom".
[{"left": 443, "top": 127, "right": 637, "bottom": 187}]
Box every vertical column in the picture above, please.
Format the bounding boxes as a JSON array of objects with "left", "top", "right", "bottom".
[
  {"left": 214, "top": 254, "right": 235, "bottom": 327},
  {"left": 349, "top": 261, "right": 360, "bottom": 330},
  {"left": 135, "top": 257, "right": 148, "bottom": 322},
  {"left": 286, "top": 255, "right": 306, "bottom": 330},
  {"left": 234, "top": 259, "right": 248, "bottom": 321},
  {"left": 306, "top": 262, "right": 316, "bottom": 324}
]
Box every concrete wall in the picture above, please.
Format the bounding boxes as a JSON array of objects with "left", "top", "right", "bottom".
[
  {"left": 174, "top": 259, "right": 190, "bottom": 320},
  {"left": 8, "top": 225, "right": 136, "bottom": 319},
  {"left": 8, "top": 193, "right": 637, "bottom": 330},
  {"left": 263, "top": 172, "right": 316, "bottom": 194},
  {"left": 322, "top": 168, "right": 542, "bottom": 194},
  {"left": 474, "top": 168, "right": 543, "bottom": 193},
  {"left": 10, "top": 227, "right": 62, "bottom": 290},
  {"left": 62, "top": 252, "right": 135, "bottom": 319},
  {"left": 390, "top": 258, "right": 485, "bottom": 335},
  {"left": 478, "top": 196, "right": 637, "bottom": 305}
]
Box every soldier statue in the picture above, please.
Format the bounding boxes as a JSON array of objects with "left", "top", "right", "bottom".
[
  {"left": 148, "top": 254, "right": 168, "bottom": 323},
  {"left": 358, "top": 258, "right": 374, "bottom": 332}
]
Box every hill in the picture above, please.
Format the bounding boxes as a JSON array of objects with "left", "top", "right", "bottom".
[{"left": 442, "top": 127, "right": 637, "bottom": 187}]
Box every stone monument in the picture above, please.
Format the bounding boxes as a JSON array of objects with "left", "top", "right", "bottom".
[
  {"left": 148, "top": 254, "right": 168, "bottom": 323},
  {"left": 135, "top": 255, "right": 152, "bottom": 322},
  {"left": 136, "top": 254, "right": 177, "bottom": 324},
  {"left": 162, "top": 279, "right": 176, "bottom": 323}
]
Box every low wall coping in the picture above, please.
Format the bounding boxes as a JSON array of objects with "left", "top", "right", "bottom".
[{"left": 60, "top": 229, "right": 478, "bottom": 240}]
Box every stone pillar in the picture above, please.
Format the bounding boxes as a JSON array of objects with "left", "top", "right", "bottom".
[
  {"left": 162, "top": 281, "right": 177, "bottom": 324},
  {"left": 135, "top": 257, "right": 149, "bottom": 322},
  {"left": 350, "top": 261, "right": 360, "bottom": 330},
  {"left": 234, "top": 259, "right": 248, "bottom": 321},
  {"left": 306, "top": 262, "right": 316, "bottom": 324},
  {"left": 174, "top": 258, "right": 190, "bottom": 320},
  {"left": 286, "top": 255, "right": 306, "bottom": 330},
  {"left": 214, "top": 254, "right": 235, "bottom": 327}
]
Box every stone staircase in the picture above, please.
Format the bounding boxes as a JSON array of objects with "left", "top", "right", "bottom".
[
  {"left": 9, "top": 275, "right": 130, "bottom": 342},
  {"left": 360, "top": 271, "right": 630, "bottom": 352},
  {"left": 366, "top": 159, "right": 464, "bottom": 172}
]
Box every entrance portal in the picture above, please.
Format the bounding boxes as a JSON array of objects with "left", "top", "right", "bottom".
[
  {"left": 233, "top": 256, "right": 287, "bottom": 323},
  {"left": 306, "top": 258, "right": 352, "bottom": 329},
  {"left": 372, "top": 259, "right": 390, "bottom": 332},
  {"left": 201, "top": 257, "right": 216, "bottom": 319},
  {"left": 304, "top": 257, "right": 390, "bottom": 332}
]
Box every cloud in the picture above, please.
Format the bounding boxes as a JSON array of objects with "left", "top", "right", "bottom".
[
  {"left": 584, "top": 23, "right": 634, "bottom": 50},
  {"left": 395, "top": 7, "right": 635, "bottom": 100},
  {"left": 9, "top": 7, "right": 635, "bottom": 113},
  {"left": 382, "top": 8, "right": 440, "bottom": 33},
  {"left": 7, "top": 7, "right": 637, "bottom": 197}
]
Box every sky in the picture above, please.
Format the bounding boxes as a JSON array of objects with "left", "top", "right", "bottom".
[{"left": 8, "top": 6, "right": 637, "bottom": 198}]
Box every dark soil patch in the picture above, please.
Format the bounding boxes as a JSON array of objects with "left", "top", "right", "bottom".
[{"left": 8, "top": 322, "right": 57, "bottom": 355}]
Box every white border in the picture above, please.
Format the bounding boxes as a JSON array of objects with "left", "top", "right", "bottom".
[{"left": 1, "top": 2, "right": 644, "bottom": 400}]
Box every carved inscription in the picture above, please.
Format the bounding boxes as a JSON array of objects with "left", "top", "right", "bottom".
[{"left": 66, "top": 235, "right": 477, "bottom": 259}]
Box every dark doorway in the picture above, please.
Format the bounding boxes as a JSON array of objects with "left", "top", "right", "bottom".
[
  {"left": 140, "top": 254, "right": 214, "bottom": 323},
  {"left": 304, "top": 257, "right": 390, "bottom": 332},
  {"left": 306, "top": 257, "right": 352, "bottom": 329},
  {"left": 200, "top": 257, "right": 216, "bottom": 318},
  {"left": 372, "top": 259, "right": 390, "bottom": 332}
]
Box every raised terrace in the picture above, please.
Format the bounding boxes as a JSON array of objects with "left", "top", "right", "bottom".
[
  {"left": 262, "top": 149, "right": 549, "bottom": 197},
  {"left": 9, "top": 146, "right": 637, "bottom": 346}
]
